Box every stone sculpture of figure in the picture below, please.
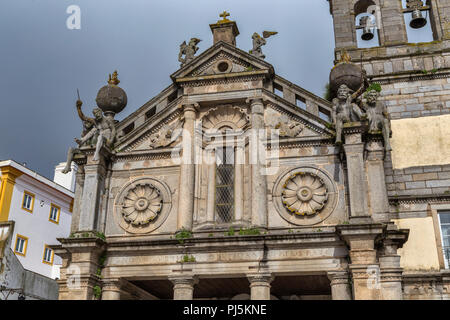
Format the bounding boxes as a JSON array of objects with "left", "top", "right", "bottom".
[
  {"left": 331, "top": 84, "right": 365, "bottom": 144},
  {"left": 250, "top": 31, "right": 277, "bottom": 59},
  {"left": 178, "top": 38, "right": 202, "bottom": 67},
  {"left": 363, "top": 90, "right": 392, "bottom": 151},
  {"left": 251, "top": 32, "right": 267, "bottom": 59},
  {"left": 62, "top": 99, "right": 98, "bottom": 174},
  {"left": 74, "top": 108, "right": 116, "bottom": 162}
]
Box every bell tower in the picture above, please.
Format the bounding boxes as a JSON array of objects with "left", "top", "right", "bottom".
[{"left": 328, "top": 0, "right": 450, "bottom": 120}]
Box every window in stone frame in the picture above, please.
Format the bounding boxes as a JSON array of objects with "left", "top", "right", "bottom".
[
  {"left": 215, "top": 146, "right": 234, "bottom": 223},
  {"left": 438, "top": 211, "right": 450, "bottom": 269}
]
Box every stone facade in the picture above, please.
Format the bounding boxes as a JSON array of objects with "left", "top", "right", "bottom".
[{"left": 53, "top": 8, "right": 450, "bottom": 300}]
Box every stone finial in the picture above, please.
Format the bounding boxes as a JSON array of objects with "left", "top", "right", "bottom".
[
  {"left": 210, "top": 12, "right": 240, "bottom": 46},
  {"left": 108, "top": 70, "right": 120, "bottom": 86},
  {"left": 218, "top": 10, "right": 231, "bottom": 24}
]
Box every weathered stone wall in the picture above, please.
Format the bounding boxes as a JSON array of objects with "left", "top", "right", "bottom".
[
  {"left": 380, "top": 79, "right": 450, "bottom": 119},
  {"left": 385, "top": 161, "right": 450, "bottom": 197}
]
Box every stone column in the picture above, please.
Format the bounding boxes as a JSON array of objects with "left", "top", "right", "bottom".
[
  {"left": 55, "top": 239, "right": 105, "bottom": 300},
  {"left": 101, "top": 279, "right": 122, "bottom": 300},
  {"left": 343, "top": 128, "right": 370, "bottom": 223},
  {"left": 366, "top": 140, "right": 389, "bottom": 222},
  {"left": 78, "top": 161, "right": 107, "bottom": 231},
  {"left": 379, "top": 223, "right": 409, "bottom": 300},
  {"left": 177, "top": 104, "right": 197, "bottom": 231},
  {"left": 327, "top": 271, "right": 352, "bottom": 300},
  {"left": 247, "top": 98, "right": 268, "bottom": 228},
  {"left": 170, "top": 276, "right": 198, "bottom": 300},
  {"left": 234, "top": 145, "right": 245, "bottom": 223},
  {"left": 338, "top": 224, "right": 384, "bottom": 300},
  {"left": 248, "top": 274, "right": 274, "bottom": 300}
]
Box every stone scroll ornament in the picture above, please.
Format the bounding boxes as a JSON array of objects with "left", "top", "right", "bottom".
[
  {"left": 148, "top": 120, "right": 184, "bottom": 149},
  {"left": 281, "top": 172, "right": 328, "bottom": 216},
  {"left": 121, "top": 183, "right": 163, "bottom": 226},
  {"left": 266, "top": 110, "right": 303, "bottom": 138}
]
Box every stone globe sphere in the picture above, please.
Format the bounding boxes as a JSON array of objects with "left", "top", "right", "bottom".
[
  {"left": 95, "top": 71, "right": 128, "bottom": 114},
  {"left": 329, "top": 62, "right": 365, "bottom": 97}
]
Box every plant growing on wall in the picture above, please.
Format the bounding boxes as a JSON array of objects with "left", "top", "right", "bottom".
[{"left": 175, "top": 228, "right": 193, "bottom": 244}]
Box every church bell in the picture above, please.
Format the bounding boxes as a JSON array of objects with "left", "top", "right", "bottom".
[
  {"left": 359, "top": 16, "right": 374, "bottom": 41},
  {"left": 410, "top": 9, "right": 427, "bottom": 29}
]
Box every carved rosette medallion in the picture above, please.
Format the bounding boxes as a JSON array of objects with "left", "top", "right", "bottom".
[
  {"left": 273, "top": 166, "right": 338, "bottom": 226},
  {"left": 121, "top": 183, "right": 162, "bottom": 225},
  {"left": 114, "top": 177, "right": 172, "bottom": 234},
  {"left": 281, "top": 172, "right": 328, "bottom": 216}
]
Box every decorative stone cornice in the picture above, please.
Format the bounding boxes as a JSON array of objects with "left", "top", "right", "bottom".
[
  {"left": 179, "top": 73, "right": 266, "bottom": 88},
  {"left": 388, "top": 194, "right": 450, "bottom": 205},
  {"left": 267, "top": 137, "right": 335, "bottom": 150},
  {"left": 113, "top": 148, "right": 177, "bottom": 162}
]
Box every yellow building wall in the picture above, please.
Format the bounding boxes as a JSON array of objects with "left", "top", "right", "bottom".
[
  {"left": 390, "top": 114, "right": 450, "bottom": 169},
  {"left": 393, "top": 217, "right": 441, "bottom": 271}
]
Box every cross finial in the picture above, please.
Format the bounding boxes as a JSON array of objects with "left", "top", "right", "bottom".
[{"left": 218, "top": 11, "right": 231, "bottom": 23}]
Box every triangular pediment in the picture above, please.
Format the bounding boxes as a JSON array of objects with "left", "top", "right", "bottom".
[{"left": 171, "top": 41, "right": 274, "bottom": 82}]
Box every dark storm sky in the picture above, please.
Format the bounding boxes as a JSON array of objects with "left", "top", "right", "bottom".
[{"left": 0, "top": 0, "right": 433, "bottom": 179}]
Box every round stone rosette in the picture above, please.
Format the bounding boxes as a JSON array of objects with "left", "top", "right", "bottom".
[
  {"left": 281, "top": 172, "right": 328, "bottom": 216},
  {"left": 122, "top": 184, "right": 162, "bottom": 226},
  {"left": 114, "top": 177, "right": 172, "bottom": 234},
  {"left": 273, "top": 166, "right": 338, "bottom": 226}
]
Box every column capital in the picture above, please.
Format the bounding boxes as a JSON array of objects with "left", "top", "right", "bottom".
[
  {"left": 178, "top": 103, "right": 199, "bottom": 114},
  {"left": 327, "top": 271, "right": 350, "bottom": 285},
  {"left": 247, "top": 273, "right": 274, "bottom": 284},
  {"left": 169, "top": 275, "right": 199, "bottom": 286},
  {"left": 169, "top": 275, "right": 198, "bottom": 300},
  {"left": 246, "top": 97, "right": 265, "bottom": 114}
]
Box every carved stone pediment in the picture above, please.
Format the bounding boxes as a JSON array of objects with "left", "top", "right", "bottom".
[
  {"left": 170, "top": 41, "right": 274, "bottom": 83},
  {"left": 190, "top": 52, "right": 258, "bottom": 77}
]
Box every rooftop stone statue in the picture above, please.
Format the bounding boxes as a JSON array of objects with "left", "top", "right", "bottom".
[{"left": 178, "top": 38, "right": 202, "bottom": 67}]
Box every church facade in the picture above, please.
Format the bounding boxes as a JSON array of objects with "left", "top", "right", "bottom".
[{"left": 53, "top": 3, "right": 450, "bottom": 300}]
